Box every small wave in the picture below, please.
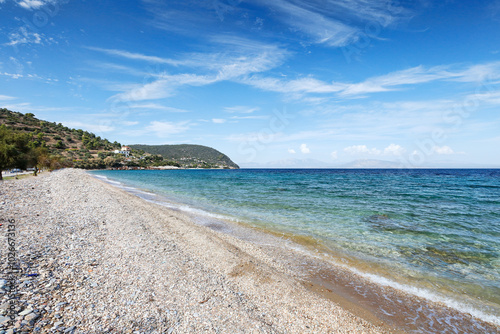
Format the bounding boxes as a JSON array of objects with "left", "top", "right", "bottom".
[{"left": 346, "top": 267, "right": 500, "bottom": 327}]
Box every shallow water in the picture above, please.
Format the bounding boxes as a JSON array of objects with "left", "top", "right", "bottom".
[{"left": 90, "top": 168, "right": 500, "bottom": 331}]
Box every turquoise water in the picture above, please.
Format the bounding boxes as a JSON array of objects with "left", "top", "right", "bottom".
[{"left": 90, "top": 169, "right": 500, "bottom": 328}]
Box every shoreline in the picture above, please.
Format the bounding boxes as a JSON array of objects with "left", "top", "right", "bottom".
[
  {"left": 90, "top": 169, "right": 500, "bottom": 333},
  {"left": 1, "top": 168, "right": 389, "bottom": 333}
]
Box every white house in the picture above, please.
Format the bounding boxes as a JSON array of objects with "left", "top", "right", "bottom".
[{"left": 114, "top": 146, "right": 131, "bottom": 157}]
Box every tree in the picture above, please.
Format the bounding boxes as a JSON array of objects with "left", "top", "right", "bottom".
[
  {"left": 0, "top": 125, "right": 32, "bottom": 180},
  {"left": 55, "top": 140, "right": 64, "bottom": 149},
  {"left": 30, "top": 147, "right": 49, "bottom": 176}
]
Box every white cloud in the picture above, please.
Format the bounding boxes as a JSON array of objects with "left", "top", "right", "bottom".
[
  {"left": 432, "top": 145, "right": 454, "bottom": 155},
  {"left": 90, "top": 37, "right": 286, "bottom": 78},
  {"left": 288, "top": 148, "right": 296, "bottom": 154},
  {"left": 106, "top": 38, "right": 287, "bottom": 102},
  {"left": 128, "top": 103, "right": 190, "bottom": 113},
  {"left": 212, "top": 118, "right": 226, "bottom": 124},
  {"left": 6, "top": 30, "right": 43, "bottom": 46},
  {"left": 224, "top": 106, "right": 260, "bottom": 114},
  {"left": 109, "top": 74, "right": 215, "bottom": 102},
  {"left": 244, "top": 61, "right": 500, "bottom": 98},
  {"left": 121, "top": 121, "right": 139, "bottom": 126},
  {"left": 331, "top": 151, "right": 338, "bottom": 159},
  {"left": 384, "top": 143, "right": 406, "bottom": 156},
  {"left": 2, "top": 102, "right": 75, "bottom": 113},
  {"left": 230, "top": 115, "right": 269, "bottom": 120},
  {"left": 0, "top": 95, "right": 16, "bottom": 101},
  {"left": 300, "top": 143, "right": 310, "bottom": 154},
  {"left": 17, "top": 0, "right": 46, "bottom": 10},
  {"left": 242, "top": 76, "right": 346, "bottom": 95},
  {"left": 86, "top": 47, "right": 182, "bottom": 65},
  {"left": 145, "top": 120, "right": 191, "bottom": 137},
  {"left": 264, "top": 0, "right": 357, "bottom": 47},
  {"left": 452, "top": 62, "right": 500, "bottom": 82},
  {"left": 344, "top": 145, "right": 381, "bottom": 155},
  {"left": 252, "top": 0, "right": 406, "bottom": 48},
  {"left": 62, "top": 121, "right": 115, "bottom": 133},
  {"left": 110, "top": 79, "right": 174, "bottom": 102},
  {"left": 1, "top": 72, "right": 24, "bottom": 79},
  {"left": 465, "top": 90, "right": 500, "bottom": 106}
]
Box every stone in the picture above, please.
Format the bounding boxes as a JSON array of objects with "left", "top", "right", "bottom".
[
  {"left": 53, "top": 321, "right": 64, "bottom": 329},
  {"left": 25, "top": 312, "right": 39, "bottom": 324},
  {"left": 18, "top": 309, "right": 32, "bottom": 316},
  {"left": 0, "top": 316, "right": 10, "bottom": 325}
]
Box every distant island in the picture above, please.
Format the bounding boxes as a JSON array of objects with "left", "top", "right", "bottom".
[{"left": 0, "top": 108, "right": 239, "bottom": 179}]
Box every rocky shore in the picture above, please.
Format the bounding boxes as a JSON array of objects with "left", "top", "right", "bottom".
[{"left": 0, "top": 169, "right": 386, "bottom": 333}]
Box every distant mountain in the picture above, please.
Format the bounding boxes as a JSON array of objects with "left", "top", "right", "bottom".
[{"left": 130, "top": 144, "right": 239, "bottom": 169}]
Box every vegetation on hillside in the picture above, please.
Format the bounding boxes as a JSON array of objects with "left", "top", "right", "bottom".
[
  {"left": 0, "top": 109, "right": 239, "bottom": 176},
  {"left": 130, "top": 144, "right": 239, "bottom": 169}
]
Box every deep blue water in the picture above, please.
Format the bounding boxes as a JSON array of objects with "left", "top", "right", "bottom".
[{"left": 90, "top": 168, "right": 500, "bottom": 325}]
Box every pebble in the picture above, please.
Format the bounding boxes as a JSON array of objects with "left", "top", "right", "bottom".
[
  {"left": 18, "top": 309, "right": 32, "bottom": 316},
  {"left": 0, "top": 169, "right": 388, "bottom": 334}
]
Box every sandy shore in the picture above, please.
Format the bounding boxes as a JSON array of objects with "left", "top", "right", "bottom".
[{"left": 0, "top": 168, "right": 390, "bottom": 333}]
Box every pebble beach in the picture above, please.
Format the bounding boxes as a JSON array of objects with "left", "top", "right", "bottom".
[{"left": 0, "top": 169, "right": 387, "bottom": 334}]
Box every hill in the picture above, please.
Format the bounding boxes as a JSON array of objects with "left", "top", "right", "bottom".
[
  {"left": 0, "top": 108, "right": 123, "bottom": 170},
  {"left": 0, "top": 108, "right": 238, "bottom": 170},
  {"left": 130, "top": 144, "right": 239, "bottom": 169}
]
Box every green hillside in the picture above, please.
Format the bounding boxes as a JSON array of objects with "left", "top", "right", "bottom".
[
  {"left": 0, "top": 108, "right": 122, "bottom": 170},
  {"left": 0, "top": 108, "right": 239, "bottom": 171},
  {"left": 130, "top": 144, "right": 239, "bottom": 169}
]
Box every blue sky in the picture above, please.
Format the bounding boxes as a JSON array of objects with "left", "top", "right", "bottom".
[{"left": 1, "top": 0, "right": 500, "bottom": 167}]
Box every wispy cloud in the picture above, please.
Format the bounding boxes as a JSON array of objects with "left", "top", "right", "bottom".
[
  {"left": 243, "top": 61, "right": 500, "bottom": 98},
  {"left": 142, "top": 0, "right": 408, "bottom": 48},
  {"left": 85, "top": 47, "right": 182, "bottom": 66},
  {"left": 145, "top": 120, "right": 191, "bottom": 137},
  {"left": 88, "top": 37, "right": 287, "bottom": 74},
  {"left": 263, "top": 0, "right": 357, "bottom": 47},
  {"left": 224, "top": 106, "right": 260, "bottom": 114},
  {"left": 62, "top": 121, "right": 115, "bottom": 133},
  {"left": 241, "top": 76, "right": 346, "bottom": 95},
  {"left": 105, "top": 37, "right": 287, "bottom": 102},
  {"left": 16, "top": 0, "right": 46, "bottom": 10},
  {"left": 2, "top": 102, "right": 74, "bottom": 113},
  {"left": 251, "top": 0, "right": 409, "bottom": 47},
  {"left": 0, "top": 95, "right": 16, "bottom": 101},
  {"left": 230, "top": 115, "right": 270, "bottom": 120},
  {"left": 212, "top": 118, "right": 226, "bottom": 124},
  {"left": 109, "top": 74, "right": 214, "bottom": 102},
  {"left": 128, "top": 103, "right": 190, "bottom": 113},
  {"left": 5, "top": 30, "right": 43, "bottom": 46}
]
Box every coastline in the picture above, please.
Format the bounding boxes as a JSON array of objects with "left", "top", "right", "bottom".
[
  {"left": 90, "top": 169, "right": 500, "bottom": 333},
  {"left": 1, "top": 168, "right": 389, "bottom": 333}
]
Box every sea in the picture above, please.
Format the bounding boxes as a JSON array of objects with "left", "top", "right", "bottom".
[{"left": 90, "top": 168, "right": 500, "bottom": 333}]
